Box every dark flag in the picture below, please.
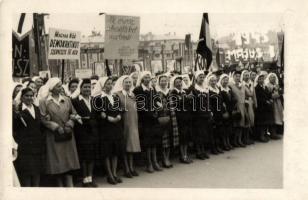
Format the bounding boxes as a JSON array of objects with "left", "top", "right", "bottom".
[
  {"left": 196, "top": 13, "right": 212, "bottom": 68},
  {"left": 17, "top": 13, "right": 26, "bottom": 34}
]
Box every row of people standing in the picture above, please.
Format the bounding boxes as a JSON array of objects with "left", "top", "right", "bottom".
[{"left": 12, "top": 68, "right": 283, "bottom": 187}]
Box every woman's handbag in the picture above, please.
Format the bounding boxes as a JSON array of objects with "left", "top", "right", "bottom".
[
  {"left": 54, "top": 127, "right": 72, "bottom": 142},
  {"left": 231, "top": 108, "right": 242, "bottom": 121},
  {"left": 158, "top": 116, "right": 170, "bottom": 125},
  {"left": 222, "top": 111, "right": 230, "bottom": 119}
]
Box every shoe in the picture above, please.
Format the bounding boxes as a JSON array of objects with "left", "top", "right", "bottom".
[
  {"left": 153, "top": 163, "right": 163, "bottom": 171},
  {"left": 238, "top": 141, "right": 246, "bottom": 147},
  {"left": 180, "top": 157, "right": 190, "bottom": 164},
  {"left": 130, "top": 170, "right": 139, "bottom": 176},
  {"left": 82, "top": 182, "right": 90, "bottom": 187},
  {"left": 89, "top": 182, "right": 98, "bottom": 187},
  {"left": 124, "top": 171, "right": 133, "bottom": 178},
  {"left": 196, "top": 154, "right": 205, "bottom": 160},
  {"left": 114, "top": 176, "right": 122, "bottom": 183},
  {"left": 107, "top": 177, "right": 117, "bottom": 185},
  {"left": 146, "top": 165, "right": 154, "bottom": 173},
  {"left": 270, "top": 134, "right": 281, "bottom": 140},
  {"left": 187, "top": 156, "right": 194, "bottom": 163},
  {"left": 203, "top": 153, "right": 209, "bottom": 159},
  {"left": 211, "top": 149, "right": 219, "bottom": 155},
  {"left": 216, "top": 147, "right": 224, "bottom": 153}
]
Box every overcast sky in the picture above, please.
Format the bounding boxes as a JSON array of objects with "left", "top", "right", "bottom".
[{"left": 13, "top": 13, "right": 284, "bottom": 40}]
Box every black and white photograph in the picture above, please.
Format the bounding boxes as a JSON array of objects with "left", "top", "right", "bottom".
[{"left": 1, "top": 0, "right": 308, "bottom": 200}]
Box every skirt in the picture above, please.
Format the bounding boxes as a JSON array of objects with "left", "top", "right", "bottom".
[
  {"left": 192, "top": 118, "right": 212, "bottom": 145},
  {"left": 139, "top": 123, "right": 162, "bottom": 148}
]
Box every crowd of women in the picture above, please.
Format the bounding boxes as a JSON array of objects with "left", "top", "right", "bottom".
[{"left": 12, "top": 67, "right": 284, "bottom": 187}]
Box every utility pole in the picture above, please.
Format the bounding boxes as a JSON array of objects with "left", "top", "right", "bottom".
[{"left": 33, "top": 13, "right": 49, "bottom": 72}]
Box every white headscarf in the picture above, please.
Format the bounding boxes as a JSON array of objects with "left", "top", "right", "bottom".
[
  {"left": 194, "top": 71, "right": 207, "bottom": 92},
  {"left": 92, "top": 77, "right": 110, "bottom": 96},
  {"left": 218, "top": 73, "right": 229, "bottom": 88},
  {"left": 112, "top": 75, "right": 132, "bottom": 94},
  {"left": 32, "top": 76, "right": 42, "bottom": 82},
  {"left": 181, "top": 74, "right": 191, "bottom": 89},
  {"left": 264, "top": 72, "right": 279, "bottom": 86},
  {"left": 206, "top": 74, "right": 219, "bottom": 94},
  {"left": 37, "top": 77, "right": 62, "bottom": 101},
  {"left": 204, "top": 72, "right": 214, "bottom": 89},
  {"left": 194, "top": 70, "right": 204, "bottom": 80},
  {"left": 136, "top": 71, "right": 151, "bottom": 87},
  {"left": 155, "top": 74, "right": 169, "bottom": 95},
  {"left": 240, "top": 70, "right": 249, "bottom": 83}
]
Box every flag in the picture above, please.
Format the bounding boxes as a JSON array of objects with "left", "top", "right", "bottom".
[{"left": 196, "top": 13, "right": 212, "bottom": 69}]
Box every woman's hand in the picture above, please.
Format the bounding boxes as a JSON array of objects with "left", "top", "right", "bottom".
[
  {"left": 101, "top": 112, "right": 107, "bottom": 119},
  {"left": 57, "top": 127, "right": 65, "bottom": 135},
  {"left": 64, "top": 126, "right": 72, "bottom": 134}
]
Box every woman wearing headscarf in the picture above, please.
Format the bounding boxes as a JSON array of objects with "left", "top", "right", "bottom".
[
  {"left": 254, "top": 74, "right": 273, "bottom": 142},
  {"left": 229, "top": 70, "right": 246, "bottom": 147},
  {"left": 71, "top": 79, "right": 99, "bottom": 187},
  {"left": 92, "top": 77, "right": 125, "bottom": 185},
  {"left": 32, "top": 76, "right": 44, "bottom": 92},
  {"left": 113, "top": 75, "right": 141, "bottom": 178},
  {"left": 156, "top": 74, "right": 178, "bottom": 168},
  {"left": 207, "top": 74, "right": 227, "bottom": 153},
  {"left": 169, "top": 75, "right": 193, "bottom": 163},
  {"left": 181, "top": 74, "right": 192, "bottom": 90},
  {"left": 218, "top": 74, "right": 234, "bottom": 150},
  {"left": 133, "top": 71, "right": 163, "bottom": 173},
  {"left": 13, "top": 87, "right": 45, "bottom": 186},
  {"left": 38, "top": 77, "right": 80, "bottom": 187},
  {"left": 129, "top": 71, "right": 139, "bottom": 90},
  {"left": 241, "top": 70, "right": 257, "bottom": 145},
  {"left": 265, "top": 73, "right": 283, "bottom": 139},
  {"left": 190, "top": 71, "right": 212, "bottom": 159}
]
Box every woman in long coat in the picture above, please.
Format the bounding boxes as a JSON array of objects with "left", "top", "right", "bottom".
[
  {"left": 229, "top": 71, "right": 246, "bottom": 147},
  {"left": 190, "top": 71, "right": 212, "bottom": 159},
  {"left": 207, "top": 74, "right": 226, "bottom": 153},
  {"left": 38, "top": 78, "right": 80, "bottom": 187},
  {"left": 113, "top": 75, "right": 141, "bottom": 178},
  {"left": 156, "top": 74, "right": 179, "bottom": 168},
  {"left": 218, "top": 74, "right": 234, "bottom": 150},
  {"left": 169, "top": 76, "right": 193, "bottom": 163},
  {"left": 71, "top": 79, "right": 99, "bottom": 187},
  {"left": 133, "top": 71, "right": 163, "bottom": 173},
  {"left": 13, "top": 87, "right": 45, "bottom": 186},
  {"left": 265, "top": 73, "right": 283, "bottom": 139},
  {"left": 254, "top": 74, "right": 273, "bottom": 142},
  {"left": 241, "top": 70, "right": 257, "bottom": 145},
  {"left": 92, "top": 77, "right": 125, "bottom": 185}
]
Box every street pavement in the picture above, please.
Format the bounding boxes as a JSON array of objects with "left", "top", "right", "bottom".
[{"left": 91, "top": 139, "right": 283, "bottom": 188}]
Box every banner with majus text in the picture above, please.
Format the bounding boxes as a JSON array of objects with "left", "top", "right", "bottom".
[
  {"left": 104, "top": 14, "right": 140, "bottom": 60},
  {"left": 48, "top": 28, "right": 81, "bottom": 60}
]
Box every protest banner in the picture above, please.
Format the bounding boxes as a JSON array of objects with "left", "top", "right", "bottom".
[
  {"left": 48, "top": 28, "right": 81, "bottom": 60},
  {"left": 166, "top": 60, "right": 176, "bottom": 72},
  {"left": 75, "top": 69, "right": 92, "bottom": 79},
  {"left": 12, "top": 30, "right": 31, "bottom": 77},
  {"left": 104, "top": 14, "right": 140, "bottom": 60},
  {"left": 151, "top": 60, "right": 163, "bottom": 74}
]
